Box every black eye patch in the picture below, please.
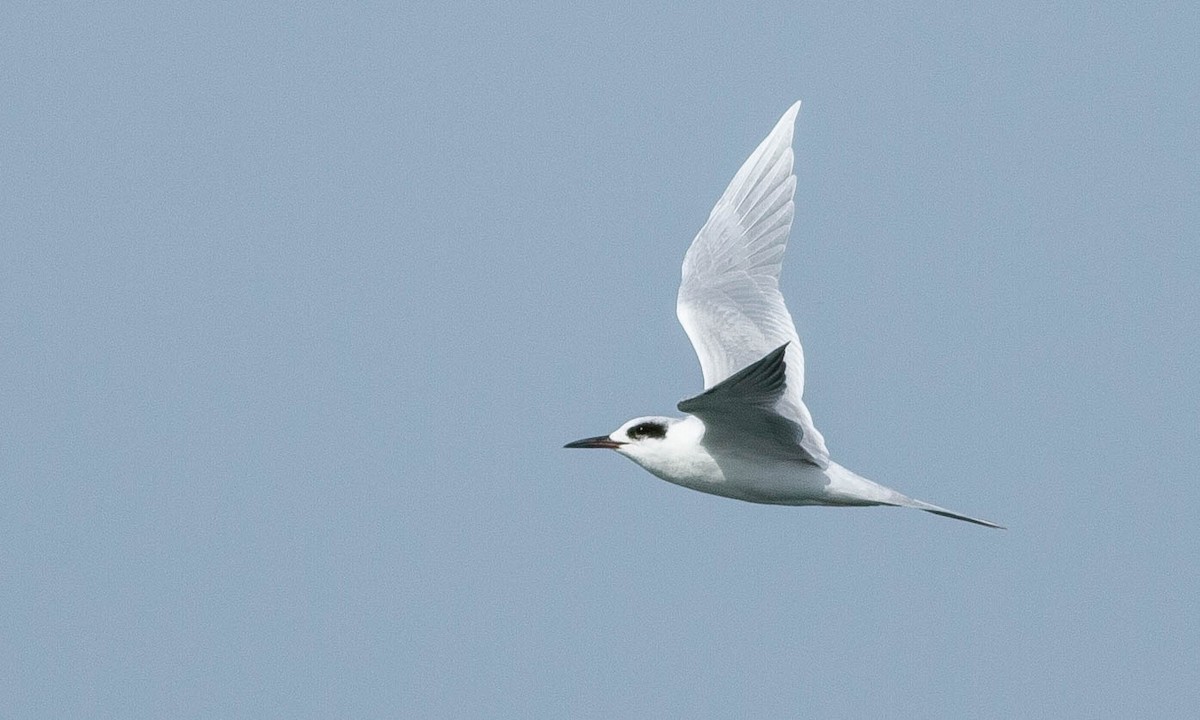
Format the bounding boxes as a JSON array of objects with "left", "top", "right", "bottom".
[{"left": 628, "top": 422, "right": 666, "bottom": 440}]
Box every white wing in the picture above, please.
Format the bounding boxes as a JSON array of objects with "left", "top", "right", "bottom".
[{"left": 676, "top": 101, "right": 830, "bottom": 466}]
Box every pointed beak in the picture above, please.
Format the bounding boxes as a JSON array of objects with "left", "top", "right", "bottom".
[{"left": 563, "top": 435, "right": 625, "bottom": 449}]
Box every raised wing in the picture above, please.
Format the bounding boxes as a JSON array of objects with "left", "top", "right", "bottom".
[{"left": 676, "top": 101, "right": 829, "bottom": 466}]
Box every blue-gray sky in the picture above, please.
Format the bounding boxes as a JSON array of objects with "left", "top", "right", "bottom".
[{"left": 3, "top": 2, "right": 1197, "bottom": 718}]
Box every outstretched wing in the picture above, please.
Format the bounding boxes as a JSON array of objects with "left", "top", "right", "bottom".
[{"left": 676, "top": 101, "right": 829, "bottom": 466}]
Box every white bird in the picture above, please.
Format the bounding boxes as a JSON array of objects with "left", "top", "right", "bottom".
[{"left": 566, "top": 101, "right": 1002, "bottom": 529}]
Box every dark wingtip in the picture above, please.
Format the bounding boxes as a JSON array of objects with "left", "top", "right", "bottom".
[{"left": 677, "top": 342, "right": 791, "bottom": 413}]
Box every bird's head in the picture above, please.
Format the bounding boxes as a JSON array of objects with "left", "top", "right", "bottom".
[{"left": 564, "top": 415, "right": 705, "bottom": 472}]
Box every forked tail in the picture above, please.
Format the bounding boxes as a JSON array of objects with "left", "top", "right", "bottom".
[
  {"left": 893, "top": 496, "right": 1005, "bottom": 529},
  {"left": 824, "top": 462, "right": 1004, "bottom": 529}
]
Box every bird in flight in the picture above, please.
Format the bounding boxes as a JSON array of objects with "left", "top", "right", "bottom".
[{"left": 565, "top": 101, "right": 1002, "bottom": 529}]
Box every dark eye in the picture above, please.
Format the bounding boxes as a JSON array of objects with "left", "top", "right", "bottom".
[{"left": 628, "top": 422, "right": 666, "bottom": 440}]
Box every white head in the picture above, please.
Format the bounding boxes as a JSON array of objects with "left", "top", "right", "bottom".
[{"left": 564, "top": 415, "right": 709, "bottom": 481}]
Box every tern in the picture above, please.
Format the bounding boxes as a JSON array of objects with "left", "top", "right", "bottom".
[{"left": 566, "top": 101, "right": 1002, "bottom": 529}]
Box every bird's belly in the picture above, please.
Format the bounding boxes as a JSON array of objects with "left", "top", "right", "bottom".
[{"left": 647, "top": 453, "right": 834, "bottom": 505}]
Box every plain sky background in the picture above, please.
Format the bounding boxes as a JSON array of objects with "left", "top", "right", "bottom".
[{"left": 2, "top": 2, "right": 1198, "bottom": 718}]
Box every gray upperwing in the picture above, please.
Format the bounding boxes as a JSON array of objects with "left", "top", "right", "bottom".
[
  {"left": 678, "top": 343, "right": 826, "bottom": 467},
  {"left": 677, "top": 342, "right": 789, "bottom": 413}
]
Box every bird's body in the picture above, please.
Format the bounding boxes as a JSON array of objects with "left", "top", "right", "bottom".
[
  {"left": 566, "top": 101, "right": 1001, "bottom": 529},
  {"left": 618, "top": 415, "right": 886, "bottom": 507}
]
